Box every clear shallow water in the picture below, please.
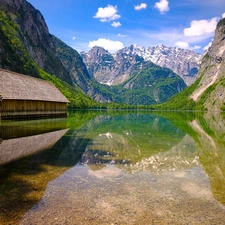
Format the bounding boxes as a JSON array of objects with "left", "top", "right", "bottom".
[{"left": 1, "top": 110, "right": 225, "bottom": 224}]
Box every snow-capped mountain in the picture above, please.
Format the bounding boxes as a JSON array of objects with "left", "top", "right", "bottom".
[
  {"left": 81, "top": 46, "right": 144, "bottom": 85},
  {"left": 81, "top": 44, "right": 202, "bottom": 86},
  {"left": 118, "top": 44, "right": 202, "bottom": 85}
]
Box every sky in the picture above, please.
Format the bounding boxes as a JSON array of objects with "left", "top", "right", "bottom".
[{"left": 27, "top": 0, "right": 225, "bottom": 53}]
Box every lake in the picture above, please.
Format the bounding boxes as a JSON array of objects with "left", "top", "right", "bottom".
[{"left": 0, "top": 110, "right": 225, "bottom": 224}]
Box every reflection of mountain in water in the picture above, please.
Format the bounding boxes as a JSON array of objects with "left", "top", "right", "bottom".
[
  {"left": 127, "top": 135, "right": 198, "bottom": 173},
  {"left": 82, "top": 131, "right": 199, "bottom": 173},
  {"left": 188, "top": 112, "right": 225, "bottom": 205},
  {"left": 80, "top": 114, "right": 199, "bottom": 173},
  {"left": 79, "top": 111, "right": 225, "bottom": 206},
  {"left": 155, "top": 111, "right": 225, "bottom": 206}
]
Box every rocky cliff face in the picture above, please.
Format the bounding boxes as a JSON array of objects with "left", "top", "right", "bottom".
[
  {"left": 189, "top": 18, "right": 225, "bottom": 111},
  {"left": 81, "top": 44, "right": 202, "bottom": 86},
  {"left": 52, "top": 37, "right": 112, "bottom": 102},
  {"left": 0, "top": 0, "right": 72, "bottom": 83},
  {"left": 81, "top": 47, "right": 116, "bottom": 85},
  {"left": 81, "top": 47, "right": 144, "bottom": 85}
]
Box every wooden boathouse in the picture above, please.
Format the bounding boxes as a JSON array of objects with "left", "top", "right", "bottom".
[{"left": 0, "top": 69, "right": 69, "bottom": 119}]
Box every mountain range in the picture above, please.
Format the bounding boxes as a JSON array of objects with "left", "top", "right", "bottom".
[{"left": 81, "top": 44, "right": 202, "bottom": 86}]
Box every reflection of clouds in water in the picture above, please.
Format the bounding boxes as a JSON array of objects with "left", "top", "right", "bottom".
[
  {"left": 19, "top": 165, "right": 225, "bottom": 225},
  {"left": 88, "top": 165, "right": 122, "bottom": 179},
  {"left": 181, "top": 182, "right": 213, "bottom": 200},
  {"left": 99, "top": 132, "right": 113, "bottom": 139},
  {"left": 175, "top": 171, "right": 187, "bottom": 178}
]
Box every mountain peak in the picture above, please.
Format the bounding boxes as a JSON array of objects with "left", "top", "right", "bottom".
[
  {"left": 122, "top": 44, "right": 143, "bottom": 54},
  {"left": 89, "top": 46, "right": 109, "bottom": 54},
  {"left": 117, "top": 44, "right": 202, "bottom": 85},
  {"left": 128, "top": 43, "right": 142, "bottom": 49},
  {"left": 156, "top": 43, "right": 166, "bottom": 48}
]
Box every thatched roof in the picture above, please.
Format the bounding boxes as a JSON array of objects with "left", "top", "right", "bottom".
[{"left": 0, "top": 69, "right": 69, "bottom": 103}]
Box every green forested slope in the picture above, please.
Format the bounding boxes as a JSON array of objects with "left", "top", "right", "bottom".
[{"left": 155, "top": 18, "right": 225, "bottom": 111}]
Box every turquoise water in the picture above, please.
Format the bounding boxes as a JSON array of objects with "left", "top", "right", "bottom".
[{"left": 1, "top": 110, "right": 225, "bottom": 224}]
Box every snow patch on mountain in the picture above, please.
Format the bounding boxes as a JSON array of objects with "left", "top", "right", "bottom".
[{"left": 118, "top": 44, "right": 203, "bottom": 85}]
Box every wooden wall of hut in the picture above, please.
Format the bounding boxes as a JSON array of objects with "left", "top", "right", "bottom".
[{"left": 1, "top": 100, "right": 68, "bottom": 119}]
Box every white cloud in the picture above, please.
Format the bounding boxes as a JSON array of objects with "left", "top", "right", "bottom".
[
  {"left": 191, "top": 45, "right": 201, "bottom": 50},
  {"left": 175, "top": 41, "right": 190, "bottom": 49},
  {"left": 154, "top": 0, "right": 169, "bottom": 14},
  {"left": 118, "top": 33, "right": 126, "bottom": 37},
  {"left": 140, "top": 28, "right": 207, "bottom": 52},
  {"left": 89, "top": 38, "right": 124, "bottom": 52},
  {"left": 111, "top": 21, "right": 121, "bottom": 27},
  {"left": 184, "top": 17, "right": 219, "bottom": 37},
  {"left": 134, "top": 3, "right": 147, "bottom": 11},
  {"left": 203, "top": 41, "right": 213, "bottom": 51},
  {"left": 222, "top": 13, "right": 225, "bottom": 18},
  {"left": 93, "top": 5, "right": 120, "bottom": 22},
  {"left": 175, "top": 42, "right": 202, "bottom": 51},
  {"left": 72, "top": 36, "right": 76, "bottom": 40},
  {"left": 144, "top": 29, "right": 183, "bottom": 44}
]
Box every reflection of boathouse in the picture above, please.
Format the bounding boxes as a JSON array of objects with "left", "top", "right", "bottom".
[
  {"left": 0, "top": 69, "right": 69, "bottom": 119},
  {"left": 0, "top": 118, "right": 69, "bottom": 165},
  {"left": 0, "top": 129, "right": 69, "bottom": 166}
]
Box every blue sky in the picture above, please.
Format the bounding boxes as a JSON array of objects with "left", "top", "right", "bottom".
[{"left": 27, "top": 0, "right": 225, "bottom": 53}]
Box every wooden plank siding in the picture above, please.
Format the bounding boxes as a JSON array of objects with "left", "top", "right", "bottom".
[
  {"left": 2, "top": 100, "right": 67, "bottom": 112},
  {"left": 1, "top": 100, "right": 68, "bottom": 119}
]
